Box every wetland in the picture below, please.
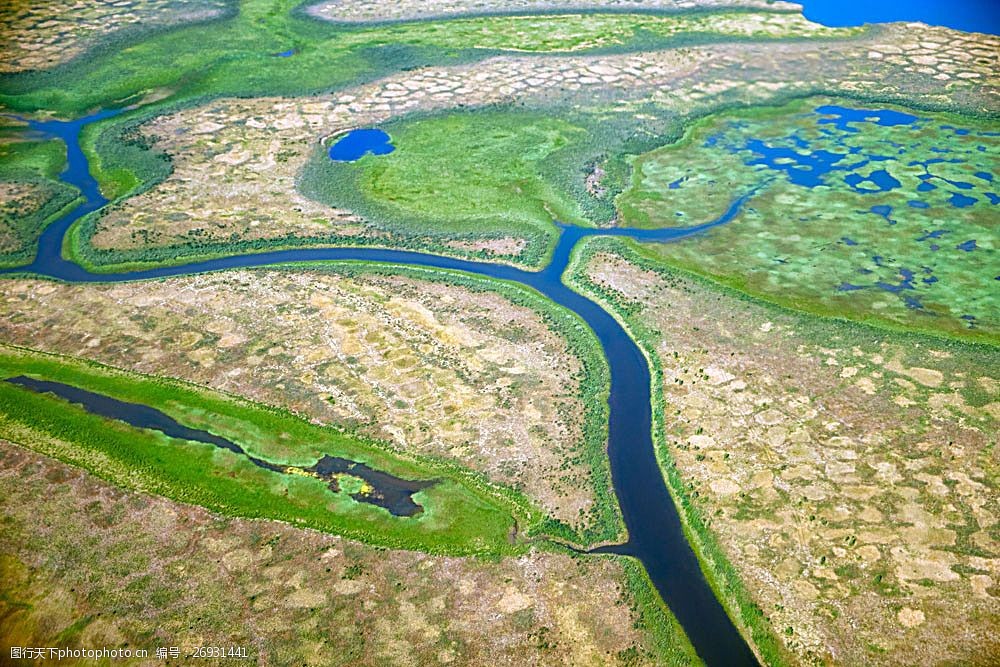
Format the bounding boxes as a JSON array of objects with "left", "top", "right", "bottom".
[{"left": 0, "top": 2, "right": 997, "bottom": 665}]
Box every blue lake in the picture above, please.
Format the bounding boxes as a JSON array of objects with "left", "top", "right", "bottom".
[
  {"left": 328, "top": 129, "right": 395, "bottom": 161},
  {"left": 799, "top": 0, "right": 1000, "bottom": 35}
]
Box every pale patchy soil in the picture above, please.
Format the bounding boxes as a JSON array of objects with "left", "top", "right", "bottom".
[
  {"left": 578, "top": 246, "right": 999, "bottom": 665},
  {"left": 307, "top": 0, "right": 799, "bottom": 24},
  {"left": 0, "top": 0, "right": 228, "bottom": 73},
  {"left": 446, "top": 236, "right": 528, "bottom": 256},
  {"left": 0, "top": 270, "right": 601, "bottom": 532},
  {"left": 0, "top": 441, "right": 660, "bottom": 666},
  {"left": 89, "top": 24, "right": 996, "bottom": 257}
]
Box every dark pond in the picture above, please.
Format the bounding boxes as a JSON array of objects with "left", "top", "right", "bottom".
[
  {"left": 328, "top": 129, "right": 395, "bottom": 161},
  {"left": 309, "top": 454, "right": 433, "bottom": 515},
  {"left": 6, "top": 375, "right": 433, "bottom": 517}
]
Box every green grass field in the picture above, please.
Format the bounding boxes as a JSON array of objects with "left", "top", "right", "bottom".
[
  {"left": 301, "top": 109, "right": 600, "bottom": 262},
  {"left": 333, "top": 10, "right": 858, "bottom": 54},
  {"left": 0, "top": 345, "right": 543, "bottom": 556}
]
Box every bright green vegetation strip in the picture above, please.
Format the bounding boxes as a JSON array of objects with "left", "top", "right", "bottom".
[
  {"left": 0, "top": 134, "right": 78, "bottom": 266},
  {"left": 0, "top": 345, "right": 543, "bottom": 556},
  {"left": 0, "top": 0, "right": 864, "bottom": 118},
  {"left": 617, "top": 96, "right": 999, "bottom": 344},
  {"left": 0, "top": 0, "right": 409, "bottom": 117}
]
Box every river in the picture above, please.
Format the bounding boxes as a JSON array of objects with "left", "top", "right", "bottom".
[{"left": 2, "top": 111, "right": 759, "bottom": 666}]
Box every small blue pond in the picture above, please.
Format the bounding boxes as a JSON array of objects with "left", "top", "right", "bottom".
[{"left": 329, "top": 129, "right": 395, "bottom": 162}]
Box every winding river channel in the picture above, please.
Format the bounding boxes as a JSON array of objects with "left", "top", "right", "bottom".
[{"left": 3, "top": 111, "right": 759, "bottom": 666}]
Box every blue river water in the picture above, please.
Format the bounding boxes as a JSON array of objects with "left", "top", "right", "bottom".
[
  {"left": 0, "top": 111, "right": 759, "bottom": 666},
  {"left": 799, "top": 0, "right": 1000, "bottom": 35}
]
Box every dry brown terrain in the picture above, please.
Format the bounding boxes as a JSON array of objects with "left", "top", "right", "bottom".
[
  {"left": 572, "top": 241, "right": 999, "bottom": 666},
  {"left": 0, "top": 269, "right": 605, "bottom": 533},
  {"left": 0, "top": 440, "right": 664, "bottom": 666}
]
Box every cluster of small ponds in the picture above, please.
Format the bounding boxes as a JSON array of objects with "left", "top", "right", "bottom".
[{"left": 703, "top": 104, "right": 996, "bottom": 316}]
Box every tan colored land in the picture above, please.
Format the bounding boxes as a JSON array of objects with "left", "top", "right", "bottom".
[
  {"left": 0, "top": 0, "right": 228, "bottom": 73},
  {"left": 0, "top": 269, "right": 606, "bottom": 533},
  {"left": 574, "top": 242, "right": 1000, "bottom": 666},
  {"left": 307, "top": 0, "right": 799, "bottom": 23},
  {"left": 90, "top": 23, "right": 998, "bottom": 258},
  {"left": 0, "top": 440, "right": 665, "bottom": 666}
]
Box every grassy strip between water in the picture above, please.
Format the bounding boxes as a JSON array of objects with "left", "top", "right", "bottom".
[
  {"left": 0, "top": 344, "right": 545, "bottom": 557},
  {"left": 618, "top": 557, "right": 704, "bottom": 666},
  {"left": 565, "top": 236, "right": 793, "bottom": 667}
]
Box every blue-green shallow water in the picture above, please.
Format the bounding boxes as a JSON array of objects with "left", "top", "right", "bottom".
[{"left": 1, "top": 111, "right": 759, "bottom": 667}]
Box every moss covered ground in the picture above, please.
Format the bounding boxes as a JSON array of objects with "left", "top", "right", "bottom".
[{"left": 301, "top": 109, "right": 597, "bottom": 261}]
